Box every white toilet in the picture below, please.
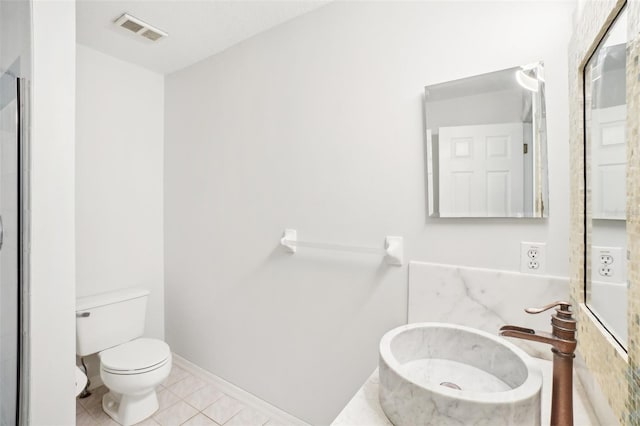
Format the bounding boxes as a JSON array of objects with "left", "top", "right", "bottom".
[{"left": 76, "top": 288, "right": 172, "bottom": 426}]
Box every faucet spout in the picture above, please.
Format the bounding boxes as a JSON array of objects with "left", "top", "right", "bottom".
[{"left": 499, "top": 324, "right": 535, "bottom": 335}]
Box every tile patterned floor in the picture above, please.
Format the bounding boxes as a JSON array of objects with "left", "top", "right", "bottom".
[{"left": 76, "top": 364, "right": 287, "bottom": 426}]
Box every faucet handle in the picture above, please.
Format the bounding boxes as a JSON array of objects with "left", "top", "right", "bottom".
[{"left": 525, "top": 301, "right": 572, "bottom": 315}]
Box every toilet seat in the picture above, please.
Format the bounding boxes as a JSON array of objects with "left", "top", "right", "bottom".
[{"left": 100, "top": 338, "right": 170, "bottom": 375}]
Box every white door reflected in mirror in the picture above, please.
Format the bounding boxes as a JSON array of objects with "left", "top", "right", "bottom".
[{"left": 438, "top": 123, "right": 524, "bottom": 217}]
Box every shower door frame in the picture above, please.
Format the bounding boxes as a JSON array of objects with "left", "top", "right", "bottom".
[
  {"left": 5, "top": 74, "right": 31, "bottom": 426},
  {"left": 16, "top": 76, "right": 29, "bottom": 426},
  {"left": 0, "top": 69, "right": 28, "bottom": 425}
]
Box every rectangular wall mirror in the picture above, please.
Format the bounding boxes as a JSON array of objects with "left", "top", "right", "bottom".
[
  {"left": 425, "top": 63, "right": 549, "bottom": 218},
  {"left": 584, "top": 5, "right": 628, "bottom": 350}
]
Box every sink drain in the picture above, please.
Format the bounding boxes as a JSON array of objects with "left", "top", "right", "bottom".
[{"left": 440, "top": 382, "right": 462, "bottom": 390}]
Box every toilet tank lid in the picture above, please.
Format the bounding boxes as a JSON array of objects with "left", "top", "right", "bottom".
[{"left": 76, "top": 288, "right": 150, "bottom": 311}]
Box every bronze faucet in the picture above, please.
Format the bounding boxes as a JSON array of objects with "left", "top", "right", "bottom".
[{"left": 499, "top": 301, "right": 577, "bottom": 426}]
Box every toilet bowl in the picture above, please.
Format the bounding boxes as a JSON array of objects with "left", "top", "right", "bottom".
[
  {"left": 76, "top": 288, "right": 172, "bottom": 426},
  {"left": 99, "top": 338, "right": 171, "bottom": 425}
]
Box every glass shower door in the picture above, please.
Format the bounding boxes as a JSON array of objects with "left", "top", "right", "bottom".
[{"left": 0, "top": 71, "right": 20, "bottom": 425}]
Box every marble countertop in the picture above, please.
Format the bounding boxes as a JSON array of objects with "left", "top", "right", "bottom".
[{"left": 331, "top": 358, "right": 599, "bottom": 426}]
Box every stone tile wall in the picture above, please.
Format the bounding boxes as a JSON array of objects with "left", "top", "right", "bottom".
[{"left": 626, "top": 1, "right": 640, "bottom": 423}]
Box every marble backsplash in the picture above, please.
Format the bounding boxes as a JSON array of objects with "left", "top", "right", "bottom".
[{"left": 408, "top": 262, "right": 569, "bottom": 360}]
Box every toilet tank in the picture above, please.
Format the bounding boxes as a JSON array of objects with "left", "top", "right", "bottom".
[{"left": 76, "top": 288, "right": 149, "bottom": 357}]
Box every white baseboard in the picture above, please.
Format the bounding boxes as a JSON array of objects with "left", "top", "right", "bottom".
[{"left": 173, "top": 354, "right": 310, "bottom": 426}]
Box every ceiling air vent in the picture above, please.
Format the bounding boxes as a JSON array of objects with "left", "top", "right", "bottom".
[{"left": 114, "top": 13, "right": 168, "bottom": 42}]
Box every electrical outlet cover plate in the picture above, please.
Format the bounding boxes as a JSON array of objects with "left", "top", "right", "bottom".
[
  {"left": 592, "top": 246, "right": 624, "bottom": 284},
  {"left": 521, "top": 242, "right": 546, "bottom": 274}
]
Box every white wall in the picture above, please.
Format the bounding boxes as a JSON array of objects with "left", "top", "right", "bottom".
[
  {"left": 76, "top": 44, "right": 165, "bottom": 340},
  {"left": 30, "top": 0, "right": 76, "bottom": 423},
  {"left": 164, "top": 2, "right": 574, "bottom": 424}
]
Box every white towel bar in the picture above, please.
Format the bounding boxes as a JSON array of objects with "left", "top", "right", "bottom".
[{"left": 280, "top": 229, "right": 403, "bottom": 266}]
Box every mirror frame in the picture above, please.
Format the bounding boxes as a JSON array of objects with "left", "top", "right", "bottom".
[{"left": 570, "top": 0, "right": 637, "bottom": 424}]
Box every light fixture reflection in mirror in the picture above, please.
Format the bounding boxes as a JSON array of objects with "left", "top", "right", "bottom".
[
  {"left": 425, "top": 62, "right": 548, "bottom": 218},
  {"left": 515, "top": 63, "right": 543, "bottom": 93},
  {"left": 584, "top": 5, "right": 628, "bottom": 350}
]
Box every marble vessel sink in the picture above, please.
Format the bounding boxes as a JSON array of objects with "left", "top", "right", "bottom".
[{"left": 379, "top": 323, "right": 542, "bottom": 426}]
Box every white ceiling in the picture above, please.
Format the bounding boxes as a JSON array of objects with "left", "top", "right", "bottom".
[{"left": 76, "top": 0, "right": 330, "bottom": 75}]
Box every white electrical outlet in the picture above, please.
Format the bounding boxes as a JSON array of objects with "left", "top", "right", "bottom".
[
  {"left": 521, "top": 242, "right": 546, "bottom": 274},
  {"left": 592, "top": 246, "right": 624, "bottom": 284}
]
